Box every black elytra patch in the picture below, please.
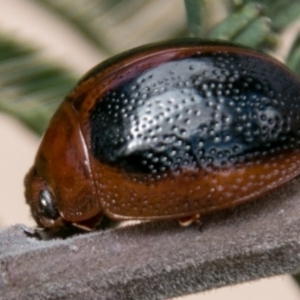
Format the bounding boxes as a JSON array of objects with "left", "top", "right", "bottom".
[{"left": 89, "top": 52, "right": 300, "bottom": 175}]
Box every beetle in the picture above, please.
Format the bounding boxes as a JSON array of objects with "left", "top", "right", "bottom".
[{"left": 24, "top": 39, "right": 300, "bottom": 231}]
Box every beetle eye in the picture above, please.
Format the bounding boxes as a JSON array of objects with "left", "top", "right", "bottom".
[{"left": 39, "top": 190, "right": 59, "bottom": 219}]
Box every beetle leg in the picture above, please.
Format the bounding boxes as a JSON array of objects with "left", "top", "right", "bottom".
[
  {"left": 178, "top": 214, "right": 200, "bottom": 227},
  {"left": 72, "top": 223, "right": 93, "bottom": 232}
]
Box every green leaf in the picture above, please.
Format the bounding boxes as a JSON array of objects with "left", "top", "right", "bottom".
[
  {"left": 184, "top": 0, "right": 206, "bottom": 37},
  {"left": 272, "top": 1, "right": 300, "bottom": 31},
  {"left": 234, "top": 0, "right": 300, "bottom": 32},
  {"left": 184, "top": 0, "right": 229, "bottom": 38},
  {"left": 0, "top": 35, "right": 77, "bottom": 135},
  {"left": 208, "top": 3, "right": 263, "bottom": 40},
  {"left": 233, "top": 16, "right": 271, "bottom": 47},
  {"left": 287, "top": 37, "right": 300, "bottom": 77}
]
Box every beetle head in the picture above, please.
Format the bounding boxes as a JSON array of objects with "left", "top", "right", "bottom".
[{"left": 24, "top": 100, "right": 102, "bottom": 231}]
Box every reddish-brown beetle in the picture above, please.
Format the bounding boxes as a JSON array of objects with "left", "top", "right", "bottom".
[{"left": 24, "top": 39, "right": 300, "bottom": 231}]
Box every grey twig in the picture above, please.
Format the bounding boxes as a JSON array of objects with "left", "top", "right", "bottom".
[{"left": 1, "top": 177, "right": 300, "bottom": 300}]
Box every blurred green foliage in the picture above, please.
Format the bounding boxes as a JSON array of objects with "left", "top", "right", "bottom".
[{"left": 1, "top": 0, "right": 300, "bottom": 135}]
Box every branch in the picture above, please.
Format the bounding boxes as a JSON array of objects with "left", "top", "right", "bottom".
[{"left": 1, "top": 178, "right": 300, "bottom": 299}]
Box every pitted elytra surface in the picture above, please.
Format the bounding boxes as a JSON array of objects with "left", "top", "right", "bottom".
[{"left": 90, "top": 52, "right": 300, "bottom": 175}]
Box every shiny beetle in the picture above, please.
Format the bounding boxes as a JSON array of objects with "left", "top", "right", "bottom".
[{"left": 25, "top": 39, "right": 300, "bottom": 231}]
